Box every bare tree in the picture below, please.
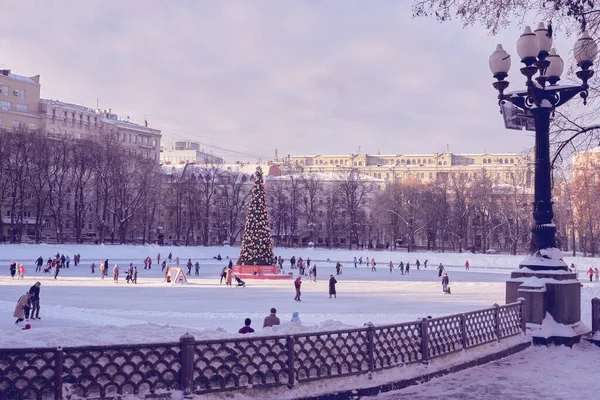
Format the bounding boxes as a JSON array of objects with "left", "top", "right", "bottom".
[
  {"left": 71, "top": 139, "right": 96, "bottom": 243},
  {"left": 337, "top": 171, "right": 369, "bottom": 249},
  {"left": 299, "top": 174, "right": 323, "bottom": 244},
  {"left": 219, "top": 171, "right": 251, "bottom": 245}
]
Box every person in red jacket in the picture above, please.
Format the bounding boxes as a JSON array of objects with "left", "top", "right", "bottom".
[
  {"left": 587, "top": 267, "right": 595, "bottom": 282},
  {"left": 465, "top": 260, "right": 470, "bottom": 270},
  {"left": 294, "top": 276, "right": 302, "bottom": 302}
]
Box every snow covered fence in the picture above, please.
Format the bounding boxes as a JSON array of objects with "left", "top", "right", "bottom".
[{"left": 0, "top": 301, "right": 525, "bottom": 399}]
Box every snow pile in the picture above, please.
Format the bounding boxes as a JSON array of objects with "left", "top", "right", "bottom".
[
  {"left": 527, "top": 313, "right": 590, "bottom": 338},
  {"left": 520, "top": 247, "right": 568, "bottom": 268}
]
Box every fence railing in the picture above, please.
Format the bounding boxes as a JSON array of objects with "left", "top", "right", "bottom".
[
  {"left": 593, "top": 297, "right": 600, "bottom": 334},
  {"left": 0, "top": 301, "right": 526, "bottom": 399}
]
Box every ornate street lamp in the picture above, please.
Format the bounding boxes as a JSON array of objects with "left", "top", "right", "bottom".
[{"left": 490, "top": 23, "right": 597, "bottom": 344}]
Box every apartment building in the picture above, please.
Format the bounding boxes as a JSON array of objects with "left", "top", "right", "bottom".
[
  {"left": 160, "top": 141, "right": 224, "bottom": 165},
  {"left": 279, "top": 151, "right": 534, "bottom": 187},
  {"left": 0, "top": 69, "right": 42, "bottom": 131},
  {"left": 40, "top": 99, "right": 161, "bottom": 162}
]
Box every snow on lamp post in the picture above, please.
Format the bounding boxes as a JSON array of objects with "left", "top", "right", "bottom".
[{"left": 491, "top": 24, "right": 597, "bottom": 344}]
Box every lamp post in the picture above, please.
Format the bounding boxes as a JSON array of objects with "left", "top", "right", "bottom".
[{"left": 490, "top": 23, "right": 598, "bottom": 343}]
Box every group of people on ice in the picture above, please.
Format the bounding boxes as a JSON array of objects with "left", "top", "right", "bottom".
[
  {"left": 219, "top": 260, "right": 246, "bottom": 287},
  {"left": 13, "top": 281, "right": 42, "bottom": 325}
]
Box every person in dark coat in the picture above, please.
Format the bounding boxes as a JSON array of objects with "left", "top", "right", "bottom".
[
  {"left": 228, "top": 260, "right": 233, "bottom": 269},
  {"left": 29, "top": 282, "right": 41, "bottom": 319},
  {"left": 132, "top": 267, "right": 138, "bottom": 284},
  {"left": 239, "top": 318, "right": 255, "bottom": 334},
  {"left": 329, "top": 275, "right": 337, "bottom": 298},
  {"left": 36, "top": 256, "right": 44, "bottom": 272},
  {"left": 194, "top": 261, "right": 200, "bottom": 276},
  {"left": 187, "top": 259, "right": 193, "bottom": 275},
  {"left": 294, "top": 276, "right": 302, "bottom": 301},
  {"left": 10, "top": 261, "right": 16, "bottom": 278},
  {"left": 437, "top": 263, "right": 444, "bottom": 277},
  {"left": 54, "top": 262, "right": 60, "bottom": 280},
  {"left": 442, "top": 273, "right": 450, "bottom": 294}
]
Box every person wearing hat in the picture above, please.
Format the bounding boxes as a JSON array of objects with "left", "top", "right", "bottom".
[
  {"left": 442, "top": 272, "right": 450, "bottom": 294},
  {"left": 291, "top": 312, "right": 302, "bottom": 325},
  {"left": 14, "top": 291, "right": 32, "bottom": 324},
  {"left": 239, "top": 318, "right": 255, "bottom": 334},
  {"left": 329, "top": 275, "right": 338, "bottom": 299}
]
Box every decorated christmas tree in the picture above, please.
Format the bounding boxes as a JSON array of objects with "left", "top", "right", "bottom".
[{"left": 237, "top": 166, "right": 275, "bottom": 266}]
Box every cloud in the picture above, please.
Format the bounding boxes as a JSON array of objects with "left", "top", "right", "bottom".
[{"left": 0, "top": 0, "right": 550, "bottom": 161}]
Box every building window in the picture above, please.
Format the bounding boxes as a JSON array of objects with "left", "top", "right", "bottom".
[
  {"left": 483, "top": 159, "right": 487, "bottom": 164},
  {"left": 17, "top": 89, "right": 25, "bottom": 99},
  {"left": 488, "top": 158, "right": 492, "bottom": 163},
  {"left": 1, "top": 85, "right": 8, "bottom": 96},
  {"left": 15, "top": 104, "right": 28, "bottom": 112},
  {"left": 429, "top": 173, "right": 433, "bottom": 179},
  {"left": 128, "top": 134, "right": 131, "bottom": 142},
  {"left": 44, "top": 220, "right": 50, "bottom": 228},
  {"left": 0, "top": 117, "right": 2, "bottom": 126},
  {"left": 12, "top": 120, "right": 21, "bottom": 128},
  {"left": 0, "top": 100, "right": 11, "bottom": 110},
  {"left": 134, "top": 135, "right": 137, "bottom": 143}
]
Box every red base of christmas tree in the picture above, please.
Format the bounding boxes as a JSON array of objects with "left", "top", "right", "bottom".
[{"left": 233, "top": 265, "right": 293, "bottom": 280}]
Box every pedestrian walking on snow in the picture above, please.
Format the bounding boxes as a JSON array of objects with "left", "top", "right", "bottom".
[
  {"left": 595, "top": 268, "right": 599, "bottom": 282},
  {"left": 389, "top": 261, "right": 394, "bottom": 273},
  {"left": 416, "top": 259, "right": 421, "bottom": 270},
  {"left": 405, "top": 262, "right": 410, "bottom": 274},
  {"left": 65, "top": 256, "right": 70, "bottom": 268},
  {"left": 91, "top": 263, "right": 96, "bottom": 274},
  {"left": 354, "top": 257, "right": 358, "bottom": 268},
  {"left": 442, "top": 273, "right": 451, "bottom": 294},
  {"left": 100, "top": 262, "right": 105, "bottom": 279},
  {"left": 54, "top": 263, "right": 60, "bottom": 280},
  {"left": 113, "top": 265, "right": 120, "bottom": 283},
  {"left": 465, "top": 260, "right": 470, "bottom": 270},
  {"left": 313, "top": 264, "right": 318, "bottom": 281},
  {"left": 195, "top": 261, "right": 200, "bottom": 276},
  {"left": 157, "top": 253, "right": 161, "bottom": 265},
  {"left": 371, "top": 258, "right": 376, "bottom": 272},
  {"left": 399, "top": 261, "right": 404, "bottom": 275},
  {"left": 424, "top": 259, "right": 428, "bottom": 268},
  {"left": 329, "top": 275, "right": 337, "bottom": 298},
  {"left": 438, "top": 263, "right": 444, "bottom": 277},
  {"left": 10, "top": 261, "right": 16, "bottom": 279},
  {"left": 132, "top": 267, "right": 138, "bottom": 284},
  {"left": 587, "top": 267, "right": 594, "bottom": 282},
  {"left": 187, "top": 259, "right": 192, "bottom": 275},
  {"left": 294, "top": 276, "right": 302, "bottom": 301}
]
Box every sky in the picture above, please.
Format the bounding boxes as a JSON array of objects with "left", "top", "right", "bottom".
[{"left": 0, "top": 0, "right": 580, "bottom": 162}]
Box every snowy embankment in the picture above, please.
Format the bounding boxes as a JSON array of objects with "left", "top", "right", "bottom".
[{"left": 0, "top": 244, "right": 599, "bottom": 350}]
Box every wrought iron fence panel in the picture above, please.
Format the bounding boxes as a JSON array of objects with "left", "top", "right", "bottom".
[
  {"left": 0, "top": 348, "right": 56, "bottom": 400},
  {"left": 293, "top": 328, "right": 369, "bottom": 382},
  {"left": 372, "top": 322, "right": 422, "bottom": 369},
  {"left": 465, "top": 308, "right": 497, "bottom": 348},
  {"left": 193, "top": 336, "right": 288, "bottom": 393},
  {"left": 428, "top": 315, "right": 463, "bottom": 358},
  {"left": 499, "top": 303, "right": 522, "bottom": 338},
  {"left": 61, "top": 343, "right": 181, "bottom": 398}
]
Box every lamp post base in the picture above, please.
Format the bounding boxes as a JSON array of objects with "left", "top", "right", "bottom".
[{"left": 506, "top": 248, "right": 589, "bottom": 343}]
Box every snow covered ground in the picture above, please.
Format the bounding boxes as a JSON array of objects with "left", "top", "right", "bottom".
[
  {"left": 2, "top": 244, "right": 600, "bottom": 399},
  {"left": 373, "top": 341, "right": 600, "bottom": 400},
  {"left": 0, "top": 244, "right": 599, "bottom": 349}
]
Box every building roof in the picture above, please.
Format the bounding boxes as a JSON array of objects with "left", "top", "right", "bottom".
[{"left": 1, "top": 72, "right": 39, "bottom": 84}]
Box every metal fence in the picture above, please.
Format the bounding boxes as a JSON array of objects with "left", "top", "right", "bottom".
[{"left": 0, "top": 301, "right": 525, "bottom": 399}]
